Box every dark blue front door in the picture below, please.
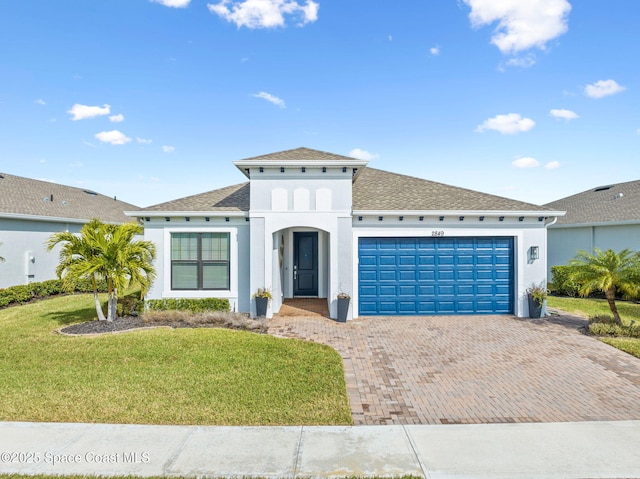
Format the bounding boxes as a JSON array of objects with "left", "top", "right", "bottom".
[
  {"left": 358, "top": 237, "right": 514, "bottom": 315},
  {"left": 294, "top": 232, "right": 318, "bottom": 296}
]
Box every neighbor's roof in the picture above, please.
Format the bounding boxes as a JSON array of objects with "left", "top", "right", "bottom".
[
  {"left": 545, "top": 179, "right": 640, "bottom": 226},
  {"left": 0, "top": 172, "right": 138, "bottom": 223},
  {"left": 142, "top": 183, "right": 250, "bottom": 212},
  {"left": 353, "top": 168, "right": 551, "bottom": 212}
]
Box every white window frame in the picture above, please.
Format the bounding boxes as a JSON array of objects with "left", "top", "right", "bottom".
[{"left": 163, "top": 227, "right": 238, "bottom": 300}]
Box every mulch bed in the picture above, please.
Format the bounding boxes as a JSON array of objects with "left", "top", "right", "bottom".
[{"left": 60, "top": 316, "right": 268, "bottom": 335}]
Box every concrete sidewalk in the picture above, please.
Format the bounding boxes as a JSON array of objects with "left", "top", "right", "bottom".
[{"left": 1, "top": 421, "right": 639, "bottom": 478}]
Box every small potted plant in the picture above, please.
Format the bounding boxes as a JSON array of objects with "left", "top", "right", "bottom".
[
  {"left": 526, "top": 282, "right": 548, "bottom": 319},
  {"left": 336, "top": 291, "right": 350, "bottom": 323},
  {"left": 253, "top": 288, "right": 273, "bottom": 317}
]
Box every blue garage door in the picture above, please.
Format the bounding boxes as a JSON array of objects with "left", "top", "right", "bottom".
[{"left": 358, "top": 237, "right": 514, "bottom": 315}]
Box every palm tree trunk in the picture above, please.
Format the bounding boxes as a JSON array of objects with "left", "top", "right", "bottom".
[
  {"left": 92, "top": 275, "right": 107, "bottom": 321},
  {"left": 106, "top": 279, "right": 115, "bottom": 322},
  {"left": 93, "top": 291, "right": 107, "bottom": 321},
  {"left": 106, "top": 295, "right": 117, "bottom": 321},
  {"left": 605, "top": 287, "right": 621, "bottom": 323}
]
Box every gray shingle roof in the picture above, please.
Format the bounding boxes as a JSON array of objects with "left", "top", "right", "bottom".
[
  {"left": 545, "top": 179, "right": 640, "bottom": 225},
  {"left": 238, "top": 147, "right": 359, "bottom": 163},
  {"left": 144, "top": 182, "right": 249, "bottom": 212},
  {"left": 0, "top": 172, "right": 138, "bottom": 223},
  {"left": 353, "top": 168, "right": 550, "bottom": 211},
  {"left": 139, "top": 163, "right": 550, "bottom": 213}
]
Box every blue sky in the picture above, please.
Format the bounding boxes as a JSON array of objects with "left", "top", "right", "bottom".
[{"left": 1, "top": 0, "right": 638, "bottom": 208}]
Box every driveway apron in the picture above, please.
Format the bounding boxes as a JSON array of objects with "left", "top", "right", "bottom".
[{"left": 268, "top": 314, "right": 640, "bottom": 425}]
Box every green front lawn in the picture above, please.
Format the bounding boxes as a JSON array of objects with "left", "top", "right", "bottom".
[
  {"left": 0, "top": 294, "right": 352, "bottom": 425},
  {"left": 547, "top": 295, "right": 640, "bottom": 358},
  {"left": 547, "top": 295, "right": 640, "bottom": 325}
]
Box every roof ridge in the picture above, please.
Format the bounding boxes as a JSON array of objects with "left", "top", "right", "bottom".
[{"left": 237, "top": 147, "right": 360, "bottom": 163}]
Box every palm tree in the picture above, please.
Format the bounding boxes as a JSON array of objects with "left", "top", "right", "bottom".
[
  {"left": 567, "top": 248, "right": 640, "bottom": 323},
  {"left": 47, "top": 219, "right": 156, "bottom": 321}
]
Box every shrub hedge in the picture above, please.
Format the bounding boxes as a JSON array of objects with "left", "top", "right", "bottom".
[
  {"left": 549, "top": 265, "right": 582, "bottom": 297},
  {"left": 146, "top": 298, "right": 230, "bottom": 313},
  {"left": 588, "top": 314, "right": 640, "bottom": 338},
  {"left": 550, "top": 265, "right": 640, "bottom": 300},
  {"left": 0, "top": 278, "right": 108, "bottom": 308}
]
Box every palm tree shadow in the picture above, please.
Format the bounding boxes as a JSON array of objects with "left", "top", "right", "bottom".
[{"left": 43, "top": 306, "right": 100, "bottom": 326}]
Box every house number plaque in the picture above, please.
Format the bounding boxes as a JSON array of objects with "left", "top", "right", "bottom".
[{"left": 431, "top": 231, "right": 445, "bottom": 237}]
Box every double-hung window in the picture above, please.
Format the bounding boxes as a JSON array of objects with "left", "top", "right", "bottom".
[{"left": 171, "top": 233, "right": 230, "bottom": 290}]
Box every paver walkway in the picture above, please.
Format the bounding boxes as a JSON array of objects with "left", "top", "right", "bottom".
[{"left": 268, "top": 312, "right": 640, "bottom": 425}]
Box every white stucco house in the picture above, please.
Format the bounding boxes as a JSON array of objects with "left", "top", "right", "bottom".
[
  {"left": 0, "top": 172, "right": 138, "bottom": 288},
  {"left": 545, "top": 179, "right": 640, "bottom": 277},
  {"left": 128, "top": 148, "right": 564, "bottom": 320}
]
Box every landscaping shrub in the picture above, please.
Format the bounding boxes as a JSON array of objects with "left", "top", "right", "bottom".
[
  {"left": 0, "top": 294, "right": 10, "bottom": 308},
  {"left": 116, "top": 293, "right": 144, "bottom": 317},
  {"left": 146, "top": 297, "right": 230, "bottom": 313},
  {"left": 99, "top": 292, "right": 144, "bottom": 318},
  {"left": 589, "top": 314, "right": 622, "bottom": 326},
  {"left": 0, "top": 277, "right": 109, "bottom": 309},
  {"left": 24, "top": 279, "right": 65, "bottom": 298},
  {"left": 549, "top": 265, "right": 582, "bottom": 297},
  {"left": 588, "top": 314, "right": 640, "bottom": 338},
  {"left": 116, "top": 294, "right": 143, "bottom": 317},
  {"left": 550, "top": 264, "right": 640, "bottom": 300},
  {"left": 0, "top": 284, "right": 35, "bottom": 307},
  {"left": 142, "top": 309, "right": 266, "bottom": 332},
  {"left": 73, "top": 278, "right": 108, "bottom": 293}
]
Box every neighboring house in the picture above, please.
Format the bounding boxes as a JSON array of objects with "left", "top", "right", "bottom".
[
  {"left": 545, "top": 179, "right": 640, "bottom": 279},
  {"left": 0, "top": 172, "right": 138, "bottom": 288},
  {"left": 127, "top": 147, "right": 564, "bottom": 320}
]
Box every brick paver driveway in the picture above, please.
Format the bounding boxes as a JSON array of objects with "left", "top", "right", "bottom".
[{"left": 268, "top": 313, "right": 640, "bottom": 425}]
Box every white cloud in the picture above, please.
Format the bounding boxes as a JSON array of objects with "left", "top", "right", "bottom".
[
  {"left": 34, "top": 99, "right": 46, "bottom": 105},
  {"left": 150, "top": 0, "right": 191, "bottom": 7},
  {"left": 475, "top": 113, "right": 535, "bottom": 134},
  {"left": 545, "top": 160, "right": 560, "bottom": 169},
  {"left": 137, "top": 137, "right": 153, "bottom": 144},
  {"left": 584, "top": 79, "right": 626, "bottom": 99},
  {"left": 68, "top": 103, "right": 111, "bottom": 121},
  {"left": 252, "top": 91, "right": 286, "bottom": 108},
  {"left": 349, "top": 148, "right": 379, "bottom": 161},
  {"left": 550, "top": 108, "right": 578, "bottom": 120},
  {"left": 512, "top": 157, "right": 540, "bottom": 168},
  {"left": 208, "top": 0, "right": 319, "bottom": 29},
  {"left": 109, "top": 114, "right": 124, "bottom": 123},
  {"left": 388, "top": 35, "right": 393, "bottom": 42},
  {"left": 464, "top": 0, "right": 571, "bottom": 55},
  {"left": 162, "top": 145, "right": 175, "bottom": 153},
  {"left": 430, "top": 46, "right": 440, "bottom": 56},
  {"left": 504, "top": 54, "right": 536, "bottom": 69},
  {"left": 95, "top": 130, "right": 131, "bottom": 145}
]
